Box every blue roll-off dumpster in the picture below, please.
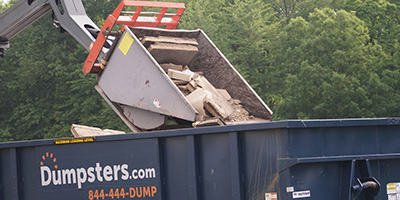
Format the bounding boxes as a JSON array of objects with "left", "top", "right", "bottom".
[{"left": 1, "top": 118, "right": 400, "bottom": 200}]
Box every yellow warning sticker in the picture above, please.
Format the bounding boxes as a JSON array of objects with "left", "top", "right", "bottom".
[
  {"left": 118, "top": 33, "right": 134, "bottom": 55},
  {"left": 387, "top": 183, "right": 397, "bottom": 194},
  {"left": 53, "top": 137, "right": 96, "bottom": 145}
]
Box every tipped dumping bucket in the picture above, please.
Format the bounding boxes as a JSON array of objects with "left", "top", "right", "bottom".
[{"left": 96, "top": 27, "right": 272, "bottom": 132}]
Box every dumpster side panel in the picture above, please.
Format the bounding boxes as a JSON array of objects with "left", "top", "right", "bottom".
[
  {"left": 19, "top": 147, "right": 37, "bottom": 199},
  {"left": 288, "top": 126, "right": 378, "bottom": 158},
  {"left": 377, "top": 126, "right": 400, "bottom": 154},
  {"left": 161, "top": 132, "right": 244, "bottom": 200},
  {"left": 1, "top": 119, "right": 400, "bottom": 200},
  {"left": 6, "top": 139, "right": 163, "bottom": 200},
  {"left": 289, "top": 162, "right": 345, "bottom": 199},
  {"left": 241, "top": 128, "right": 286, "bottom": 200},
  {"left": 375, "top": 159, "right": 400, "bottom": 199},
  {"left": 285, "top": 123, "right": 400, "bottom": 199},
  {"left": 198, "top": 133, "right": 232, "bottom": 199},
  {"left": 0, "top": 148, "right": 13, "bottom": 200},
  {"left": 161, "top": 136, "right": 190, "bottom": 200}
]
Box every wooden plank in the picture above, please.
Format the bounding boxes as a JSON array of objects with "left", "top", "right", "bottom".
[
  {"left": 148, "top": 43, "right": 198, "bottom": 66},
  {"left": 142, "top": 36, "right": 198, "bottom": 48},
  {"left": 173, "top": 79, "right": 189, "bottom": 85},
  {"left": 185, "top": 88, "right": 211, "bottom": 121},
  {"left": 204, "top": 99, "right": 229, "bottom": 119},
  {"left": 168, "top": 69, "right": 197, "bottom": 81},
  {"left": 195, "top": 76, "right": 234, "bottom": 117},
  {"left": 160, "top": 63, "right": 183, "bottom": 73},
  {"left": 225, "top": 117, "right": 269, "bottom": 124},
  {"left": 217, "top": 89, "right": 232, "bottom": 101},
  {"left": 71, "top": 124, "right": 125, "bottom": 137},
  {"left": 192, "top": 117, "right": 226, "bottom": 127},
  {"left": 178, "top": 85, "right": 188, "bottom": 91},
  {"left": 187, "top": 80, "right": 197, "bottom": 92}
]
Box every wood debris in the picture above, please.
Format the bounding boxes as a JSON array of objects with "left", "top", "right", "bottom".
[
  {"left": 166, "top": 68, "right": 252, "bottom": 125},
  {"left": 143, "top": 36, "right": 198, "bottom": 66},
  {"left": 168, "top": 68, "right": 198, "bottom": 82},
  {"left": 192, "top": 117, "right": 226, "bottom": 128},
  {"left": 141, "top": 35, "right": 253, "bottom": 127},
  {"left": 71, "top": 124, "right": 125, "bottom": 137},
  {"left": 160, "top": 63, "right": 183, "bottom": 73},
  {"left": 141, "top": 36, "right": 199, "bottom": 48},
  {"left": 185, "top": 88, "right": 210, "bottom": 120}
]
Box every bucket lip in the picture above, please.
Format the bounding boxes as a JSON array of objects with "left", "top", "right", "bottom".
[{"left": 1, "top": 118, "right": 399, "bottom": 148}]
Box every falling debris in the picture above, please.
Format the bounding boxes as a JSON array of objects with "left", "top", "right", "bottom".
[
  {"left": 167, "top": 68, "right": 253, "bottom": 125},
  {"left": 160, "top": 63, "right": 183, "bottom": 73},
  {"left": 71, "top": 124, "right": 125, "bottom": 137},
  {"left": 141, "top": 35, "right": 254, "bottom": 127},
  {"left": 168, "top": 68, "right": 198, "bottom": 82},
  {"left": 192, "top": 117, "right": 226, "bottom": 128}
]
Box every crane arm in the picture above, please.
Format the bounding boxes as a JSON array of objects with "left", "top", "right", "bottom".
[{"left": 0, "top": 0, "right": 106, "bottom": 59}]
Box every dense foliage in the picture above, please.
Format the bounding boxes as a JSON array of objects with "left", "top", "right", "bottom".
[{"left": 0, "top": 0, "right": 399, "bottom": 141}]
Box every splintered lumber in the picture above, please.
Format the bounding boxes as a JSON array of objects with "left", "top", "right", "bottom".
[
  {"left": 204, "top": 99, "right": 229, "bottom": 119},
  {"left": 193, "top": 76, "right": 219, "bottom": 95},
  {"left": 168, "top": 69, "right": 198, "bottom": 81},
  {"left": 142, "top": 36, "right": 199, "bottom": 48},
  {"left": 185, "top": 88, "right": 211, "bottom": 121},
  {"left": 173, "top": 79, "right": 189, "bottom": 85},
  {"left": 187, "top": 80, "right": 197, "bottom": 92},
  {"left": 225, "top": 117, "right": 266, "bottom": 125},
  {"left": 192, "top": 117, "right": 226, "bottom": 128},
  {"left": 160, "top": 63, "right": 183, "bottom": 73},
  {"left": 178, "top": 85, "right": 188, "bottom": 91},
  {"left": 71, "top": 124, "right": 125, "bottom": 137},
  {"left": 168, "top": 68, "right": 250, "bottom": 123},
  {"left": 148, "top": 43, "right": 198, "bottom": 66},
  {"left": 194, "top": 76, "right": 234, "bottom": 117}
]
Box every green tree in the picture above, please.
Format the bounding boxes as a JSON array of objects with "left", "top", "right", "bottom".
[
  {"left": 266, "top": 0, "right": 347, "bottom": 23},
  {"left": 344, "top": 0, "right": 399, "bottom": 52},
  {"left": 343, "top": 0, "right": 400, "bottom": 117},
  {"left": 212, "top": 0, "right": 277, "bottom": 81},
  {"left": 179, "top": 0, "right": 227, "bottom": 34},
  {"left": 269, "top": 8, "right": 391, "bottom": 119}
]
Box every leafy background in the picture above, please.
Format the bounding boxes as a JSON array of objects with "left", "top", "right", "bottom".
[{"left": 0, "top": 0, "right": 399, "bottom": 141}]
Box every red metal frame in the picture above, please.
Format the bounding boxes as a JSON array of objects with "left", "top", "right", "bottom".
[{"left": 82, "top": 0, "right": 185, "bottom": 74}]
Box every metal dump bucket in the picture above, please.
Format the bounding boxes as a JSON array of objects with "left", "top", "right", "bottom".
[{"left": 96, "top": 27, "right": 272, "bottom": 132}]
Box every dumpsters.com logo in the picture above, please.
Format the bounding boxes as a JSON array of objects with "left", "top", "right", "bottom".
[{"left": 40, "top": 152, "right": 156, "bottom": 189}]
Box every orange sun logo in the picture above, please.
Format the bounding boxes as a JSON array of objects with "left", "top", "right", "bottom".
[{"left": 40, "top": 152, "right": 58, "bottom": 169}]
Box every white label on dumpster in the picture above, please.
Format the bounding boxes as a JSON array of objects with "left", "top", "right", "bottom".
[
  {"left": 292, "top": 190, "right": 311, "bottom": 199},
  {"left": 153, "top": 98, "right": 161, "bottom": 108},
  {"left": 388, "top": 195, "right": 397, "bottom": 200},
  {"left": 265, "top": 192, "right": 277, "bottom": 200},
  {"left": 387, "top": 182, "right": 400, "bottom": 199},
  {"left": 286, "top": 186, "right": 294, "bottom": 192}
]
